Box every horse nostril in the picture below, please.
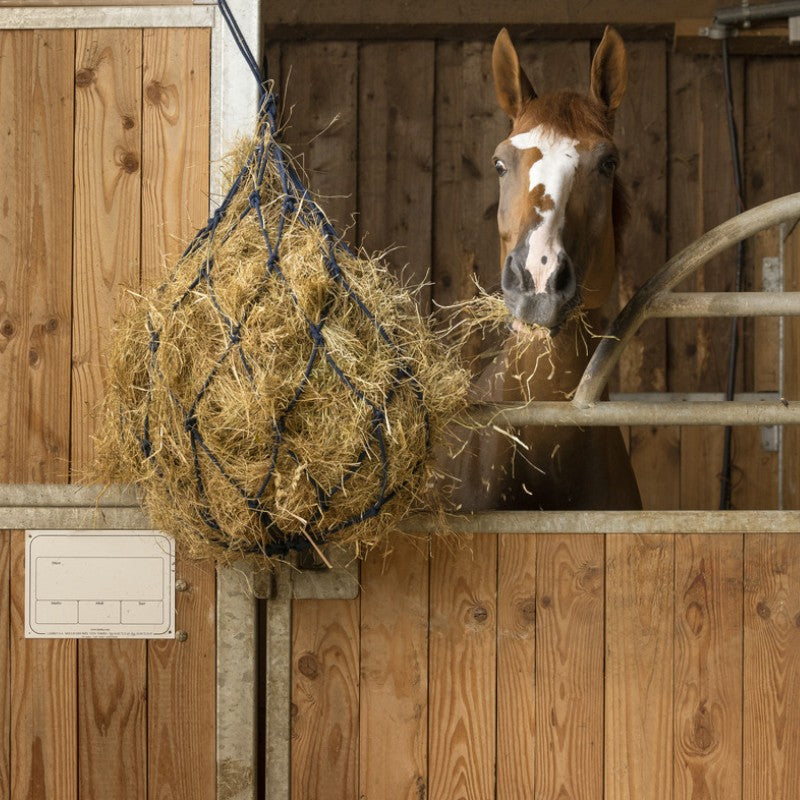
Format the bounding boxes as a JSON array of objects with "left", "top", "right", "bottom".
[
  {"left": 553, "top": 256, "right": 574, "bottom": 295},
  {"left": 502, "top": 253, "right": 534, "bottom": 293}
]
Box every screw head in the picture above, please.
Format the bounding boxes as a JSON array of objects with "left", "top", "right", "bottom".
[{"left": 176, "top": 630, "right": 189, "bottom": 642}]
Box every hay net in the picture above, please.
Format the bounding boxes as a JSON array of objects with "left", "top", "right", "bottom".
[{"left": 96, "top": 4, "right": 467, "bottom": 562}]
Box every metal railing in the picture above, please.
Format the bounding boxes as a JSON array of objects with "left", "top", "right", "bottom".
[{"left": 467, "top": 192, "right": 800, "bottom": 428}]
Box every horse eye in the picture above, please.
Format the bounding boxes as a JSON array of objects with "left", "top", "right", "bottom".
[
  {"left": 494, "top": 159, "right": 508, "bottom": 177},
  {"left": 599, "top": 155, "right": 618, "bottom": 177}
]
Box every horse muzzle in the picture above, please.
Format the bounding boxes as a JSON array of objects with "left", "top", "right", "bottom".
[{"left": 501, "top": 246, "right": 577, "bottom": 333}]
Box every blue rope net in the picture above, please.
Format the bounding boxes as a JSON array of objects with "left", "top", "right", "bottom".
[{"left": 113, "top": 1, "right": 443, "bottom": 559}]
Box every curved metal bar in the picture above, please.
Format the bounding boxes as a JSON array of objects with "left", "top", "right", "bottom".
[{"left": 573, "top": 192, "right": 800, "bottom": 407}]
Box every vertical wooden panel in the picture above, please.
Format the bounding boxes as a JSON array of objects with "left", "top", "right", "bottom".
[
  {"left": 535, "top": 534, "right": 604, "bottom": 800},
  {"left": 674, "top": 534, "right": 742, "bottom": 800},
  {"left": 497, "top": 534, "right": 536, "bottom": 799},
  {"left": 280, "top": 42, "right": 358, "bottom": 241},
  {"left": 148, "top": 559, "right": 216, "bottom": 800},
  {"left": 669, "top": 53, "right": 744, "bottom": 510},
  {"left": 0, "top": 533, "right": 9, "bottom": 799},
  {"left": 0, "top": 29, "right": 76, "bottom": 800},
  {"left": 746, "top": 56, "right": 800, "bottom": 510},
  {"left": 140, "top": 27, "right": 216, "bottom": 800},
  {"left": 281, "top": 38, "right": 362, "bottom": 800},
  {"left": 612, "top": 40, "right": 677, "bottom": 510},
  {"left": 359, "top": 41, "right": 435, "bottom": 308},
  {"left": 433, "top": 40, "right": 507, "bottom": 306},
  {"left": 11, "top": 532, "right": 77, "bottom": 800},
  {"left": 743, "top": 533, "right": 800, "bottom": 800},
  {"left": 72, "top": 28, "right": 147, "bottom": 800},
  {"left": 72, "top": 28, "right": 142, "bottom": 470},
  {"left": 784, "top": 225, "right": 800, "bottom": 510},
  {"left": 141, "top": 27, "right": 212, "bottom": 285},
  {"left": 605, "top": 533, "right": 673, "bottom": 800},
  {"left": 360, "top": 536, "right": 429, "bottom": 799},
  {"left": 428, "top": 533, "right": 496, "bottom": 800},
  {"left": 0, "top": 29, "right": 73, "bottom": 483},
  {"left": 292, "top": 598, "right": 360, "bottom": 800}
]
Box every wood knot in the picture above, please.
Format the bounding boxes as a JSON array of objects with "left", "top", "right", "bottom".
[
  {"left": 540, "top": 595, "right": 552, "bottom": 609},
  {"left": 471, "top": 605, "right": 488, "bottom": 624},
  {"left": 685, "top": 601, "right": 704, "bottom": 636},
  {"left": 119, "top": 151, "right": 139, "bottom": 174},
  {"left": 75, "top": 68, "right": 95, "bottom": 88},
  {"left": 1, "top": 320, "right": 14, "bottom": 338},
  {"left": 45, "top": 318, "right": 58, "bottom": 334},
  {"left": 145, "top": 80, "right": 167, "bottom": 107},
  {"left": 28, "top": 349, "right": 39, "bottom": 366},
  {"left": 121, "top": 115, "right": 135, "bottom": 130},
  {"left": 519, "top": 598, "right": 536, "bottom": 624},
  {"left": 297, "top": 653, "right": 319, "bottom": 679},
  {"left": 794, "top": 611, "right": 800, "bottom": 629},
  {"left": 691, "top": 701, "right": 715, "bottom": 753},
  {"left": 756, "top": 601, "right": 771, "bottom": 620}
]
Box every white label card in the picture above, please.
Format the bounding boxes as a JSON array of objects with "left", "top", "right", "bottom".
[{"left": 25, "top": 530, "right": 175, "bottom": 639}]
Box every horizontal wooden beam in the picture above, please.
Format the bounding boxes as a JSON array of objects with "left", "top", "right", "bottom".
[{"left": 263, "top": 0, "right": 759, "bottom": 41}]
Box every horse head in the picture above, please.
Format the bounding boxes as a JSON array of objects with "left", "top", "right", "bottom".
[{"left": 492, "top": 26, "right": 628, "bottom": 334}]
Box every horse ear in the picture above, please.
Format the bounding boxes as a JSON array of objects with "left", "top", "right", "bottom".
[
  {"left": 492, "top": 28, "right": 537, "bottom": 119},
  {"left": 590, "top": 26, "right": 627, "bottom": 118}
]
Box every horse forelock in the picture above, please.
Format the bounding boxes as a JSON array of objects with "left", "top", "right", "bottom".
[{"left": 512, "top": 90, "right": 627, "bottom": 255}]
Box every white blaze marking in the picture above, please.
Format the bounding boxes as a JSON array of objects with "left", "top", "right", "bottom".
[{"left": 510, "top": 126, "right": 579, "bottom": 291}]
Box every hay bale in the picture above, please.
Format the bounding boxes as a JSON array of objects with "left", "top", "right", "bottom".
[{"left": 96, "top": 125, "right": 468, "bottom": 563}]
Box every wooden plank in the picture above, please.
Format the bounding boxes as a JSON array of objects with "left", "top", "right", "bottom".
[
  {"left": 72, "top": 27, "right": 142, "bottom": 470},
  {"left": 497, "top": 533, "right": 536, "bottom": 799},
  {"left": 432, "top": 40, "right": 506, "bottom": 306},
  {"left": 0, "top": 532, "right": 9, "bottom": 799},
  {"left": 611, "top": 40, "right": 675, "bottom": 510},
  {"left": 148, "top": 558, "right": 217, "bottom": 800},
  {"left": 679, "top": 426, "right": 724, "bottom": 510},
  {"left": 0, "top": 29, "right": 76, "bottom": 800},
  {"left": 674, "top": 534, "right": 742, "bottom": 800},
  {"left": 428, "top": 533, "right": 496, "bottom": 800},
  {"left": 72, "top": 28, "right": 147, "bottom": 800},
  {"left": 535, "top": 534, "right": 604, "bottom": 800},
  {"left": 358, "top": 41, "right": 435, "bottom": 309},
  {"left": 0, "top": 29, "right": 73, "bottom": 485},
  {"left": 668, "top": 52, "right": 745, "bottom": 510},
  {"left": 141, "top": 27, "right": 211, "bottom": 285},
  {"left": 359, "top": 535, "right": 429, "bottom": 799},
  {"left": 784, "top": 225, "right": 800, "bottom": 510},
  {"left": 263, "top": 1, "right": 738, "bottom": 35},
  {"left": 280, "top": 42, "right": 358, "bottom": 243},
  {"left": 139, "top": 27, "right": 217, "bottom": 800},
  {"left": 292, "top": 598, "right": 360, "bottom": 800},
  {"left": 743, "top": 532, "right": 800, "bottom": 800},
  {"left": 746, "top": 57, "right": 800, "bottom": 510},
  {"left": 605, "top": 533, "right": 673, "bottom": 800},
  {"left": 11, "top": 531, "right": 77, "bottom": 800}
]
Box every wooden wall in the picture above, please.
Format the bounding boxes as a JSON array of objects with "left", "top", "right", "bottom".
[
  {"left": 272, "top": 27, "right": 800, "bottom": 800},
  {"left": 270, "top": 34, "right": 800, "bottom": 513},
  {"left": 0, "top": 28, "right": 215, "bottom": 799}
]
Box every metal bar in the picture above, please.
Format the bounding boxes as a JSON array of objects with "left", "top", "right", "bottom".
[
  {"left": 0, "top": 483, "right": 139, "bottom": 507},
  {"left": 466, "top": 399, "right": 800, "bottom": 427},
  {"left": 0, "top": 507, "right": 149, "bottom": 530},
  {"left": 575, "top": 193, "right": 800, "bottom": 406},
  {"left": 217, "top": 563, "right": 258, "bottom": 800},
  {"left": 291, "top": 544, "right": 360, "bottom": 600},
  {"left": 402, "top": 509, "right": 800, "bottom": 535},
  {"left": 648, "top": 291, "right": 800, "bottom": 317},
  {"left": 714, "top": 0, "right": 800, "bottom": 26},
  {"left": 0, "top": 6, "right": 215, "bottom": 28},
  {"left": 265, "top": 566, "right": 292, "bottom": 800}
]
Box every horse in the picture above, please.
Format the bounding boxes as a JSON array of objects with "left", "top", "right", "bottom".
[{"left": 449, "top": 26, "right": 641, "bottom": 511}]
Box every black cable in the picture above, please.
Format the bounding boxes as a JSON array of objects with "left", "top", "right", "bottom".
[{"left": 719, "top": 35, "right": 746, "bottom": 510}]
